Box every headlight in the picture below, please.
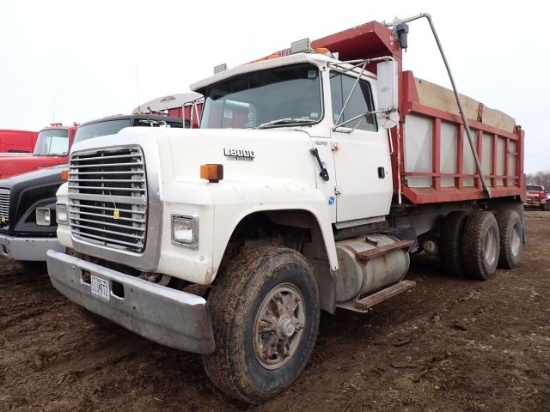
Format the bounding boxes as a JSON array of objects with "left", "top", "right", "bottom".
[
  {"left": 171, "top": 215, "right": 198, "bottom": 249},
  {"left": 36, "top": 207, "right": 52, "bottom": 226},
  {"left": 56, "top": 203, "right": 68, "bottom": 224}
]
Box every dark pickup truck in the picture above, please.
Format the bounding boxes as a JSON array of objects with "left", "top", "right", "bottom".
[{"left": 0, "top": 114, "right": 184, "bottom": 261}]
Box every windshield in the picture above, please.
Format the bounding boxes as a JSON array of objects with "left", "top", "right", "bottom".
[
  {"left": 200, "top": 63, "right": 322, "bottom": 129},
  {"left": 74, "top": 119, "right": 133, "bottom": 143},
  {"left": 34, "top": 129, "right": 70, "bottom": 155}
]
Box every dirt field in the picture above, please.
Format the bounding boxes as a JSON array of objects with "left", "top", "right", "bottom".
[{"left": 1, "top": 211, "right": 549, "bottom": 412}]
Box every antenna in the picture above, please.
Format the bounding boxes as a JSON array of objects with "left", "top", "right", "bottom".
[
  {"left": 52, "top": 88, "right": 58, "bottom": 123},
  {"left": 135, "top": 59, "right": 141, "bottom": 113}
]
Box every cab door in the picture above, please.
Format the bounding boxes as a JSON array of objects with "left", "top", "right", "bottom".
[{"left": 329, "top": 71, "right": 393, "bottom": 223}]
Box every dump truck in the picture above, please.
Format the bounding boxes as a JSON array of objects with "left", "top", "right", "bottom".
[
  {"left": 132, "top": 91, "right": 203, "bottom": 128},
  {"left": 0, "top": 129, "right": 38, "bottom": 153},
  {"left": 46, "top": 14, "right": 525, "bottom": 404}
]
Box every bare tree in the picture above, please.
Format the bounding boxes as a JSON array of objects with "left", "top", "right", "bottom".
[{"left": 526, "top": 171, "right": 550, "bottom": 189}]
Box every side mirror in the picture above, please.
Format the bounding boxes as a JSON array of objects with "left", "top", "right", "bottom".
[{"left": 376, "top": 60, "right": 400, "bottom": 128}]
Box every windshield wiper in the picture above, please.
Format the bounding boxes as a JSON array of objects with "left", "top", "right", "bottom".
[{"left": 256, "top": 117, "right": 316, "bottom": 129}]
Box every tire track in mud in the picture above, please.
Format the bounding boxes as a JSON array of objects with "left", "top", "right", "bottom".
[
  {"left": 0, "top": 267, "right": 48, "bottom": 283},
  {"left": 291, "top": 263, "right": 514, "bottom": 412},
  {"left": 0, "top": 264, "right": 67, "bottom": 331},
  {"left": 0, "top": 298, "right": 67, "bottom": 329},
  {"left": 308, "top": 266, "right": 478, "bottom": 368}
]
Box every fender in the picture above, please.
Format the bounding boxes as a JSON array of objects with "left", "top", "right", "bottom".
[{"left": 157, "top": 180, "right": 338, "bottom": 285}]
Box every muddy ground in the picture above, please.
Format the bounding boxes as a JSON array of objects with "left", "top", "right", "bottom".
[{"left": 1, "top": 211, "right": 549, "bottom": 412}]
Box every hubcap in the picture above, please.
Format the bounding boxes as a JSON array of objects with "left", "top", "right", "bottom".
[
  {"left": 510, "top": 224, "right": 522, "bottom": 256},
  {"left": 253, "top": 283, "right": 305, "bottom": 370},
  {"left": 484, "top": 227, "right": 498, "bottom": 265}
]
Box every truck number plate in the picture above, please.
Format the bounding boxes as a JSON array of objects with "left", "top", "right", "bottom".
[{"left": 91, "top": 275, "right": 110, "bottom": 301}]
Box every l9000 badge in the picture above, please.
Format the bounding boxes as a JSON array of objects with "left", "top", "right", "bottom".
[{"left": 223, "top": 148, "right": 255, "bottom": 161}]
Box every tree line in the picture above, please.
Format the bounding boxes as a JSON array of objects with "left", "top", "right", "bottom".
[{"left": 526, "top": 171, "right": 550, "bottom": 189}]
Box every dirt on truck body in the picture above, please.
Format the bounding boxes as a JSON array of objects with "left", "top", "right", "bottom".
[{"left": 0, "top": 210, "right": 549, "bottom": 412}]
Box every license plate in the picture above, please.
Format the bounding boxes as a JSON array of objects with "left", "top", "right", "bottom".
[{"left": 91, "top": 275, "right": 110, "bottom": 301}]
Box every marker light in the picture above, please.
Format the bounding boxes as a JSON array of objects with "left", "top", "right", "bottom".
[
  {"left": 291, "top": 38, "right": 311, "bottom": 54},
  {"left": 56, "top": 203, "right": 68, "bottom": 224},
  {"left": 200, "top": 164, "right": 224, "bottom": 183}
]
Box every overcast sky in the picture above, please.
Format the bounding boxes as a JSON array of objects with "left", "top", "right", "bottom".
[{"left": 1, "top": 1, "right": 547, "bottom": 173}]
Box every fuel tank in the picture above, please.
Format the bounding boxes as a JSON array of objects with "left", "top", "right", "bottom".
[{"left": 334, "top": 235, "right": 410, "bottom": 303}]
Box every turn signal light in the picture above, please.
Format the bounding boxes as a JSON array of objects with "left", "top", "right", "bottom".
[
  {"left": 200, "top": 164, "right": 224, "bottom": 183},
  {"left": 60, "top": 169, "right": 69, "bottom": 180}
]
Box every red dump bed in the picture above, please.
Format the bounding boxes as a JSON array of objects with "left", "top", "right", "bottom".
[{"left": 396, "top": 72, "right": 524, "bottom": 204}]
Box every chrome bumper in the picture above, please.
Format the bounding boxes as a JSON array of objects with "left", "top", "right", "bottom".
[
  {"left": 0, "top": 234, "right": 64, "bottom": 261},
  {"left": 46, "top": 250, "right": 215, "bottom": 354}
]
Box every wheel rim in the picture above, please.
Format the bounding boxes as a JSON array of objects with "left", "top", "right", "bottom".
[
  {"left": 510, "top": 223, "right": 522, "bottom": 257},
  {"left": 253, "top": 283, "right": 305, "bottom": 370},
  {"left": 484, "top": 226, "right": 498, "bottom": 266}
]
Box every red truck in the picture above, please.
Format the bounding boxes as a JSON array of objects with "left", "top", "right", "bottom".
[
  {"left": 525, "top": 184, "right": 547, "bottom": 210},
  {"left": 0, "top": 129, "right": 38, "bottom": 153},
  {"left": 0, "top": 123, "right": 77, "bottom": 179},
  {"left": 47, "top": 14, "right": 526, "bottom": 404}
]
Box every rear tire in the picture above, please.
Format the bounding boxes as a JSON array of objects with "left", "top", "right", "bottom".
[
  {"left": 439, "top": 211, "right": 469, "bottom": 277},
  {"left": 203, "top": 246, "right": 320, "bottom": 404},
  {"left": 462, "top": 211, "right": 500, "bottom": 280},
  {"left": 496, "top": 209, "right": 523, "bottom": 269}
]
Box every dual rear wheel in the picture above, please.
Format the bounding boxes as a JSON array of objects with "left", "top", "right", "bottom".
[{"left": 439, "top": 209, "right": 523, "bottom": 280}]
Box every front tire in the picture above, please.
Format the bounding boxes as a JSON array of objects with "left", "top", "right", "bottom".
[
  {"left": 203, "top": 246, "right": 320, "bottom": 404},
  {"left": 462, "top": 211, "right": 500, "bottom": 280}
]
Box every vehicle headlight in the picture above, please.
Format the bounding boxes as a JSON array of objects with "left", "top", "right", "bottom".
[
  {"left": 36, "top": 207, "right": 52, "bottom": 226},
  {"left": 171, "top": 215, "right": 198, "bottom": 249},
  {"left": 56, "top": 203, "right": 68, "bottom": 224}
]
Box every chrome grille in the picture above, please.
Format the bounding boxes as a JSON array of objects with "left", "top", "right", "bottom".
[
  {"left": 68, "top": 147, "right": 147, "bottom": 252},
  {"left": 0, "top": 188, "right": 10, "bottom": 224}
]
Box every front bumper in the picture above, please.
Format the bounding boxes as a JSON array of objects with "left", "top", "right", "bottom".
[
  {"left": 0, "top": 233, "right": 65, "bottom": 261},
  {"left": 525, "top": 199, "right": 545, "bottom": 207},
  {"left": 46, "top": 250, "right": 215, "bottom": 354}
]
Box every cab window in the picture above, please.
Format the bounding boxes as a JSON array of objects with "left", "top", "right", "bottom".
[{"left": 330, "top": 72, "right": 377, "bottom": 132}]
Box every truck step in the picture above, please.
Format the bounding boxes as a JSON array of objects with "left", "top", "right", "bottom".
[
  {"left": 355, "top": 239, "right": 414, "bottom": 261},
  {"left": 354, "top": 280, "right": 416, "bottom": 310}
]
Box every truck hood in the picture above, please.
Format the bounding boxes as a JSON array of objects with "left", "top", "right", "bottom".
[
  {"left": 0, "top": 155, "right": 67, "bottom": 179},
  {"left": 71, "top": 127, "right": 320, "bottom": 190},
  {"left": 167, "top": 128, "right": 318, "bottom": 188},
  {"left": 0, "top": 163, "right": 67, "bottom": 191}
]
